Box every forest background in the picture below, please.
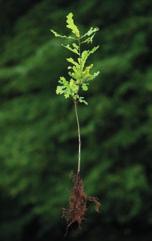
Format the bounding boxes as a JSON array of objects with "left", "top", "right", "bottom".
[{"left": 0, "top": 0, "right": 152, "bottom": 241}]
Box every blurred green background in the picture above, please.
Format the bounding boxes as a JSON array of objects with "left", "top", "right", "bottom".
[{"left": 0, "top": 0, "right": 152, "bottom": 240}]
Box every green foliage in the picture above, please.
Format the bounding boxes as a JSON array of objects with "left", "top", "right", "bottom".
[
  {"left": 66, "top": 12, "right": 80, "bottom": 38},
  {"left": 51, "top": 12, "right": 100, "bottom": 105},
  {"left": 0, "top": 1, "right": 152, "bottom": 241}
]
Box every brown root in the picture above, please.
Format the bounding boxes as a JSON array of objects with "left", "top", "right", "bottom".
[{"left": 62, "top": 172, "right": 101, "bottom": 234}]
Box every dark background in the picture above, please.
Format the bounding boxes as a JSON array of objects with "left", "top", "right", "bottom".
[{"left": 0, "top": 0, "right": 152, "bottom": 240}]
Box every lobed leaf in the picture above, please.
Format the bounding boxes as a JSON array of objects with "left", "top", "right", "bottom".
[
  {"left": 66, "top": 12, "right": 80, "bottom": 38},
  {"left": 81, "top": 27, "right": 99, "bottom": 44},
  {"left": 82, "top": 27, "right": 99, "bottom": 38},
  {"left": 78, "top": 97, "right": 88, "bottom": 105},
  {"left": 67, "top": 57, "right": 78, "bottom": 66},
  {"left": 50, "top": 29, "right": 68, "bottom": 39},
  {"left": 52, "top": 12, "right": 100, "bottom": 105},
  {"left": 89, "top": 46, "right": 99, "bottom": 54},
  {"left": 62, "top": 44, "right": 79, "bottom": 55}
]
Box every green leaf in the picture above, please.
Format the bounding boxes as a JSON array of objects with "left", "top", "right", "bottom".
[
  {"left": 52, "top": 12, "right": 100, "bottom": 102},
  {"left": 66, "top": 57, "right": 78, "bottom": 66},
  {"left": 69, "top": 79, "right": 79, "bottom": 94},
  {"left": 72, "top": 43, "right": 79, "bottom": 50},
  {"left": 81, "top": 27, "right": 99, "bottom": 44},
  {"left": 82, "top": 27, "right": 99, "bottom": 38},
  {"left": 80, "top": 46, "right": 99, "bottom": 70},
  {"left": 91, "top": 71, "right": 100, "bottom": 80},
  {"left": 59, "top": 76, "right": 68, "bottom": 85},
  {"left": 81, "top": 34, "right": 96, "bottom": 44},
  {"left": 62, "top": 44, "right": 79, "bottom": 55},
  {"left": 50, "top": 29, "right": 74, "bottom": 40},
  {"left": 66, "top": 12, "right": 80, "bottom": 38},
  {"left": 50, "top": 29, "right": 67, "bottom": 39},
  {"left": 84, "top": 64, "right": 94, "bottom": 73},
  {"left": 80, "top": 50, "right": 89, "bottom": 69},
  {"left": 81, "top": 64, "right": 94, "bottom": 81},
  {"left": 89, "top": 46, "right": 99, "bottom": 54},
  {"left": 79, "top": 96, "right": 88, "bottom": 105},
  {"left": 56, "top": 86, "right": 65, "bottom": 95},
  {"left": 82, "top": 84, "right": 88, "bottom": 91},
  {"left": 64, "top": 92, "right": 70, "bottom": 99}
]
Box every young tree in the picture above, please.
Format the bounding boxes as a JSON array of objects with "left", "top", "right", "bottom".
[{"left": 51, "top": 12, "right": 101, "bottom": 233}]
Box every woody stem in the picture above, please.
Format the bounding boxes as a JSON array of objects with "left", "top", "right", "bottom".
[{"left": 74, "top": 100, "right": 81, "bottom": 174}]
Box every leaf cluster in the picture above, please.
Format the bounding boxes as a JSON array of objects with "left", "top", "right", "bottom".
[{"left": 51, "top": 12, "right": 100, "bottom": 105}]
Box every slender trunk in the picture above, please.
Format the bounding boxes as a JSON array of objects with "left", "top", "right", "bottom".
[{"left": 74, "top": 100, "right": 81, "bottom": 173}]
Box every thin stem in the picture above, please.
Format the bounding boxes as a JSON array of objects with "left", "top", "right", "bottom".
[
  {"left": 74, "top": 100, "right": 81, "bottom": 173},
  {"left": 74, "top": 36, "right": 82, "bottom": 174}
]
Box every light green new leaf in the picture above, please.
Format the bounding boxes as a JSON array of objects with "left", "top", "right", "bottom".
[
  {"left": 58, "top": 76, "right": 68, "bottom": 86},
  {"left": 81, "top": 27, "right": 99, "bottom": 44},
  {"left": 82, "top": 83, "right": 88, "bottom": 91},
  {"left": 89, "top": 46, "right": 99, "bottom": 54},
  {"left": 91, "top": 71, "right": 100, "bottom": 80},
  {"left": 79, "top": 97, "right": 88, "bottom": 105},
  {"left": 51, "top": 12, "right": 100, "bottom": 105},
  {"left": 81, "top": 33, "right": 96, "bottom": 44},
  {"left": 82, "top": 27, "right": 99, "bottom": 38},
  {"left": 80, "top": 50, "right": 89, "bottom": 69},
  {"left": 64, "top": 92, "right": 70, "bottom": 99},
  {"left": 56, "top": 86, "right": 65, "bottom": 95},
  {"left": 66, "top": 57, "right": 78, "bottom": 66},
  {"left": 62, "top": 44, "right": 79, "bottom": 55},
  {"left": 72, "top": 43, "right": 79, "bottom": 50},
  {"left": 69, "top": 79, "right": 79, "bottom": 93},
  {"left": 50, "top": 29, "right": 68, "bottom": 39},
  {"left": 80, "top": 46, "right": 99, "bottom": 70},
  {"left": 66, "top": 12, "right": 80, "bottom": 38}
]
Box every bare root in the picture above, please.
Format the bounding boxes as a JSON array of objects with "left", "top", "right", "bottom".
[{"left": 62, "top": 172, "right": 101, "bottom": 234}]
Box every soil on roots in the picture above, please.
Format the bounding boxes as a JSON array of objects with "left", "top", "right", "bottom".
[{"left": 62, "top": 172, "right": 101, "bottom": 234}]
